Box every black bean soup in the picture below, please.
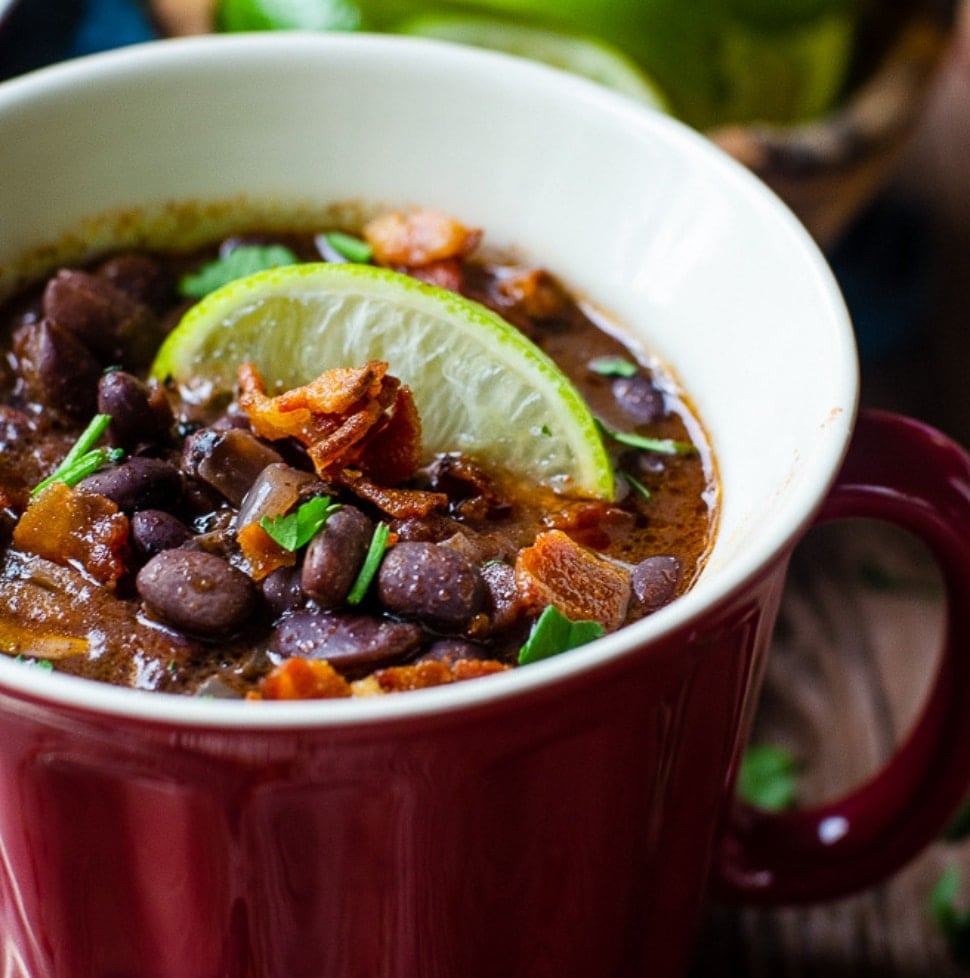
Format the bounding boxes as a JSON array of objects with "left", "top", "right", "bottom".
[{"left": 0, "top": 210, "right": 717, "bottom": 699}]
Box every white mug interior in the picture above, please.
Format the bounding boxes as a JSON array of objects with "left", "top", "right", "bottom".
[{"left": 0, "top": 33, "right": 858, "bottom": 724}]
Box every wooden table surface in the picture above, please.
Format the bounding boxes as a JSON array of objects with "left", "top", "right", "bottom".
[{"left": 690, "top": 31, "right": 970, "bottom": 975}]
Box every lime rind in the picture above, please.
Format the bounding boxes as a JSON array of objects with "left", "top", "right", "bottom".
[{"left": 151, "top": 262, "right": 615, "bottom": 500}]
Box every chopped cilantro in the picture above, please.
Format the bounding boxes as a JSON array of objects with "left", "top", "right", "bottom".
[
  {"left": 179, "top": 244, "right": 299, "bottom": 298},
  {"left": 321, "top": 230, "right": 373, "bottom": 264},
  {"left": 32, "top": 414, "right": 124, "bottom": 496},
  {"left": 518, "top": 605, "right": 605, "bottom": 666},
  {"left": 13, "top": 655, "right": 54, "bottom": 672},
  {"left": 737, "top": 744, "right": 799, "bottom": 811},
  {"left": 259, "top": 496, "right": 341, "bottom": 552},
  {"left": 622, "top": 469, "right": 652, "bottom": 500},
  {"left": 346, "top": 522, "right": 390, "bottom": 605},
  {"left": 589, "top": 355, "right": 638, "bottom": 378},
  {"left": 597, "top": 418, "right": 694, "bottom": 455}
]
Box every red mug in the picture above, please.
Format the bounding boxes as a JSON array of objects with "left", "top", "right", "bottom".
[{"left": 0, "top": 36, "right": 968, "bottom": 978}]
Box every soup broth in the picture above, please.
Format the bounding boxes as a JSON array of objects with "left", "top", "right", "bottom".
[{"left": 0, "top": 210, "right": 717, "bottom": 699}]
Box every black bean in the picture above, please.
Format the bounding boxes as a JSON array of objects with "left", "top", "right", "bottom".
[
  {"left": 12, "top": 319, "right": 100, "bottom": 422},
  {"left": 480, "top": 560, "right": 523, "bottom": 633},
  {"left": 612, "top": 374, "right": 666, "bottom": 424},
  {"left": 42, "top": 269, "right": 158, "bottom": 367},
  {"left": 417, "top": 638, "right": 491, "bottom": 665},
  {"left": 97, "top": 371, "right": 174, "bottom": 451},
  {"left": 96, "top": 253, "right": 175, "bottom": 313},
  {"left": 182, "top": 427, "right": 283, "bottom": 506},
  {"left": 130, "top": 509, "right": 190, "bottom": 559},
  {"left": 262, "top": 566, "right": 305, "bottom": 617},
  {"left": 631, "top": 555, "right": 683, "bottom": 611},
  {"left": 78, "top": 457, "right": 182, "bottom": 514},
  {"left": 136, "top": 549, "right": 256, "bottom": 637},
  {"left": 271, "top": 611, "right": 422, "bottom": 679},
  {"left": 377, "top": 541, "right": 484, "bottom": 629},
  {"left": 300, "top": 505, "right": 373, "bottom": 608}
]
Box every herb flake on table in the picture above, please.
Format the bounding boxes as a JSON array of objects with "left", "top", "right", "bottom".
[
  {"left": 737, "top": 744, "right": 800, "bottom": 812},
  {"left": 930, "top": 866, "right": 970, "bottom": 967}
]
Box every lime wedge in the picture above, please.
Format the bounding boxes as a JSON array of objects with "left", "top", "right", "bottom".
[
  {"left": 398, "top": 14, "right": 671, "bottom": 110},
  {"left": 150, "top": 263, "right": 614, "bottom": 500}
]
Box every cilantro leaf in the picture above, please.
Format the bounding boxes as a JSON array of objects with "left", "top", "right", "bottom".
[
  {"left": 622, "top": 469, "right": 652, "bottom": 500},
  {"left": 518, "top": 605, "right": 605, "bottom": 666},
  {"left": 320, "top": 230, "right": 373, "bottom": 264},
  {"left": 346, "top": 522, "right": 389, "bottom": 605},
  {"left": 32, "top": 414, "right": 125, "bottom": 496},
  {"left": 259, "top": 496, "right": 341, "bottom": 552},
  {"left": 595, "top": 419, "right": 695, "bottom": 456},
  {"left": 588, "top": 355, "right": 638, "bottom": 378},
  {"left": 179, "top": 244, "right": 299, "bottom": 298},
  {"left": 736, "top": 744, "right": 799, "bottom": 811}
]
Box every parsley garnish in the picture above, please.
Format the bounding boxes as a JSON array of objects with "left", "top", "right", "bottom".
[
  {"left": 589, "top": 355, "right": 638, "bottom": 378},
  {"left": 736, "top": 744, "right": 799, "bottom": 812},
  {"left": 179, "top": 244, "right": 299, "bottom": 298},
  {"left": 517, "top": 605, "right": 605, "bottom": 666},
  {"left": 346, "top": 521, "right": 389, "bottom": 605},
  {"left": 931, "top": 866, "right": 970, "bottom": 966},
  {"left": 32, "top": 414, "right": 124, "bottom": 496},
  {"left": 259, "top": 496, "right": 341, "bottom": 552},
  {"left": 321, "top": 231, "right": 373, "bottom": 264}
]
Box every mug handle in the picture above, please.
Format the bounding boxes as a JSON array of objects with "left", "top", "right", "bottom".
[{"left": 712, "top": 408, "right": 970, "bottom": 905}]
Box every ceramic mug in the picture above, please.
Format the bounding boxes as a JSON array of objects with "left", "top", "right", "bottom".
[{"left": 0, "top": 35, "right": 968, "bottom": 978}]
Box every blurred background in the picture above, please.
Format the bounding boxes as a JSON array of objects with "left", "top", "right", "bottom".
[{"left": 1, "top": 1, "right": 968, "bottom": 973}]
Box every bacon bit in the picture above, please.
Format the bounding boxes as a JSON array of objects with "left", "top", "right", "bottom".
[
  {"left": 543, "top": 501, "right": 637, "bottom": 551},
  {"left": 493, "top": 267, "right": 569, "bottom": 320},
  {"left": 371, "top": 657, "right": 509, "bottom": 693},
  {"left": 363, "top": 209, "right": 482, "bottom": 267},
  {"left": 357, "top": 385, "right": 422, "bottom": 486},
  {"left": 236, "top": 521, "right": 296, "bottom": 581},
  {"left": 404, "top": 258, "right": 465, "bottom": 293},
  {"left": 514, "top": 529, "right": 631, "bottom": 632},
  {"left": 338, "top": 471, "right": 447, "bottom": 519},
  {"left": 256, "top": 658, "right": 352, "bottom": 700},
  {"left": 237, "top": 361, "right": 422, "bottom": 485},
  {"left": 12, "top": 482, "right": 129, "bottom": 588},
  {"left": 450, "top": 658, "right": 511, "bottom": 681}
]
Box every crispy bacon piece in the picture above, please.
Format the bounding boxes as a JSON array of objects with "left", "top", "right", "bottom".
[
  {"left": 255, "top": 657, "right": 352, "bottom": 700},
  {"left": 236, "top": 521, "right": 296, "bottom": 581},
  {"left": 12, "top": 482, "right": 129, "bottom": 588},
  {"left": 368, "top": 657, "right": 509, "bottom": 694},
  {"left": 237, "top": 361, "right": 423, "bottom": 486},
  {"left": 363, "top": 209, "right": 482, "bottom": 268},
  {"left": 338, "top": 470, "right": 447, "bottom": 520},
  {"left": 514, "top": 529, "right": 631, "bottom": 632},
  {"left": 405, "top": 258, "right": 465, "bottom": 293},
  {"left": 493, "top": 267, "right": 569, "bottom": 320}
]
